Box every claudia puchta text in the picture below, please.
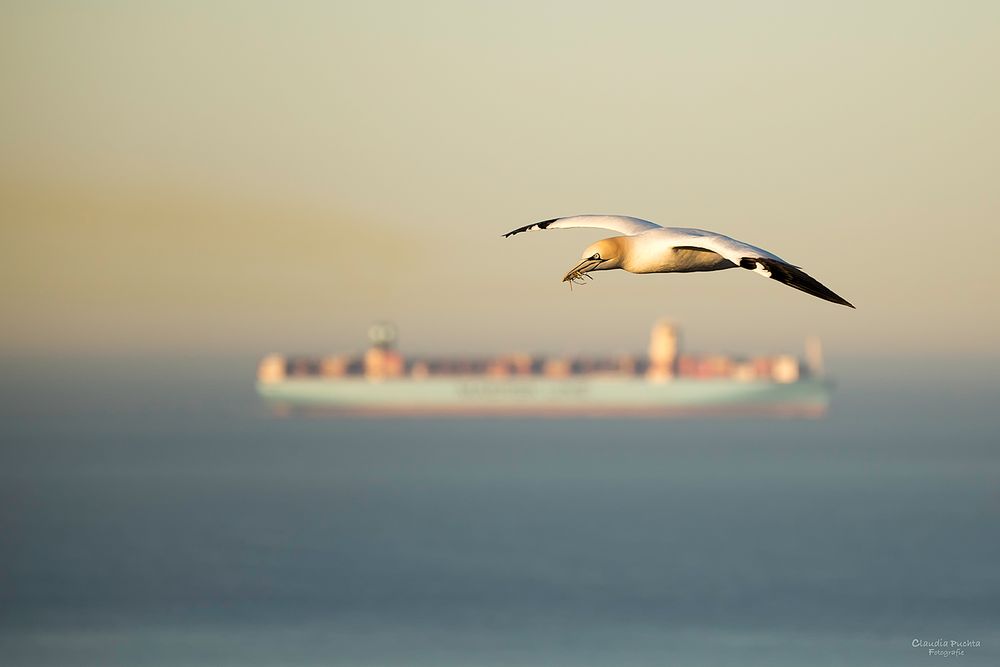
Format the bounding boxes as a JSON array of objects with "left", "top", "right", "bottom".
[{"left": 912, "top": 638, "right": 981, "bottom": 657}]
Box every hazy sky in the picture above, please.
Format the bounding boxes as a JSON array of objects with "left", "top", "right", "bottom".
[{"left": 2, "top": 1, "right": 999, "bottom": 360}]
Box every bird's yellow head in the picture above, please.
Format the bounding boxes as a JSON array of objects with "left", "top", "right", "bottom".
[{"left": 562, "top": 237, "right": 625, "bottom": 285}]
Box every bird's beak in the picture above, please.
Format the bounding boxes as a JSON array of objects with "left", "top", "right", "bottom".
[{"left": 562, "top": 257, "right": 608, "bottom": 283}]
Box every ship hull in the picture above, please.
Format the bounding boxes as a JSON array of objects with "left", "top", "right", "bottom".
[{"left": 257, "top": 377, "right": 831, "bottom": 418}]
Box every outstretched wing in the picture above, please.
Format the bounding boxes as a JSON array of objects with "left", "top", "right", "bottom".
[
  {"left": 503, "top": 215, "right": 662, "bottom": 238},
  {"left": 668, "top": 228, "right": 855, "bottom": 308},
  {"left": 664, "top": 227, "right": 786, "bottom": 264}
]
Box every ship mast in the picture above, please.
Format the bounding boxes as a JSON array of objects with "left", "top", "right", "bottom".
[{"left": 805, "top": 336, "right": 824, "bottom": 377}]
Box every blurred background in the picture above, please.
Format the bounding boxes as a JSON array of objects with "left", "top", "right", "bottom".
[
  {"left": 3, "top": 0, "right": 999, "bottom": 360},
  {"left": 2, "top": 2, "right": 999, "bottom": 666}
]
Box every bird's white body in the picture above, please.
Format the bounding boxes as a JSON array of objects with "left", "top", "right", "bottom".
[
  {"left": 503, "top": 215, "right": 854, "bottom": 308},
  {"left": 617, "top": 228, "right": 778, "bottom": 274}
]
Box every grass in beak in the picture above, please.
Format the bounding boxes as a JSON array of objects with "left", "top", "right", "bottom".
[{"left": 566, "top": 272, "right": 594, "bottom": 289}]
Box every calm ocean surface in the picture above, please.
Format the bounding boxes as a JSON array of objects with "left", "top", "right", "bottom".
[{"left": 1, "top": 357, "right": 998, "bottom": 666}]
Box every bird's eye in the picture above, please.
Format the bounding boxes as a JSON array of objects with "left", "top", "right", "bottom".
[{"left": 591, "top": 253, "right": 601, "bottom": 260}]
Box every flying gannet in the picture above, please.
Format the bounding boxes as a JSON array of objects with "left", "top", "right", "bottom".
[{"left": 503, "top": 215, "right": 854, "bottom": 308}]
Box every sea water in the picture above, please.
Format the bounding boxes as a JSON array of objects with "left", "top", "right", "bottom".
[{"left": 1, "top": 356, "right": 998, "bottom": 666}]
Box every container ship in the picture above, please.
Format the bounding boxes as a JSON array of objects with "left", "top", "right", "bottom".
[{"left": 256, "top": 320, "right": 832, "bottom": 417}]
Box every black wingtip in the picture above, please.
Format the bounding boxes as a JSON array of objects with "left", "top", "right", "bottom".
[
  {"left": 818, "top": 292, "right": 856, "bottom": 309},
  {"left": 501, "top": 218, "right": 559, "bottom": 238},
  {"left": 751, "top": 257, "right": 856, "bottom": 309},
  {"left": 824, "top": 292, "right": 857, "bottom": 308}
]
